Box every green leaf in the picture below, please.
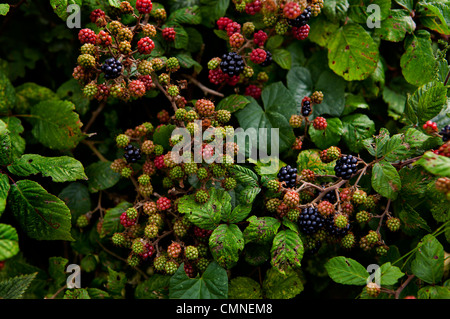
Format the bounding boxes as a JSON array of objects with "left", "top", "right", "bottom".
[
  {"left": 56, "top": 79, "right": 90, "bottom": 116},
  {"left": 327, "top": 23, "right": 379, "bottom": 81},
  {"left": 175, "top": 52, "right": 202, "bottom": 73},
  {"left": 323, "top": 0, "right": 350, "bottom": 23},
  {"left": 216, "top": 94, "right": 250, "bottom": 113},
  {"left": 374, "top": 9, "right": 416, "bottom": 42},
  {"left": 169, "top": 261, "right": 228, "bottom": 299},
  {"left": 14, "top": 82, "right": 58, "bottom": 113},
  {"left": 243, "top": 216, "right": 281, "bottom": 245},
  {"left": 341, "top": 113, "right": 376, "bottom": 152},
  {"left": 8, "top": 154, "right": 87, "bottom": 183},
  {"left": 308, "top": 117, "right": 344, "bottom": 150},
  {"left": 50, "top": 0, "right": 82, "bottom": 20},
  {"left": 58, "top": 183, "right": 92, "bottom": 222},
  {"left": 85, "top": 161, "right": 121, "bottom": 193},
  {"left": 382, "top": 133, "right": 412, "bottom": 162},
  {"left": 398, "top": 203, "right": 431, "bottom": 234},
  {"left": 325, "top": 256, "right": 369, "bottom": 285},
  {"left": 199, "top": 0, "right": 230, "bottom": 27},
  {"left": 0, "top": 174, "right": 9, "bottom": 217},
  {"left": 1, "top": 117, "right": 25, "bottom": 159},
  {"left": 178, "top": 188, "right": 228, "bottom": 230},
  {"left": 168, "top": 6, "right": 202, "bottom": 24},
  {"left": 416, "top": 151, "right": 450, "bottom": 178},
  {"left": 400, "top": 31, "right": 436, "bottom": 87},
  {"left": 417, "top": 1, "right": 450, "bottom": 35},
  {"left": 395, "top": 0, "right": 414, "bottom": 12},
  {"left": 308, "top": 14, "right": 340, "bottom": 47},
  {"left": 371, "top": 160, "right": 402, "bottom": 200},
  {"left": 362, "top": 127, "right": 391, "bottom": 158},
  {"left": 418, "top": 285, "right": 450, "bottom": 299},
  {"left": 48, "top": 256, "right": 69, "bottom": 287},
  {"left": 379, "top": 262, "right": 405, "bottom": 285},
  {"left": 405, "top": 81, "right": 448, "bottom": 125},
  {"left": 228, "top": 165, "right": 259, "bottom": 188},
  {"left": 0, "top": 119, "right": 12, "bottom": 166},
  {"left": 266, "top": 35, "right": 284, "bottom": 51},
  {"left": 101, "top": 201, "right": 133, "bottom": 238},
  {"left": 0, "top": 272, "right": 37, "bottom": 299},
  {"left": 209, "top": 224, "right": 244, "bottom": 268},
  {"left": 106, "top": 267, "right": 127, "bottom": 296},
  {"left": 0, "top": 71, "right": 16, "bottom": 113},
  {"left": 348, "top": 0, "right": 391, "bottom": 24},
  {"left": 8, "top": 179, "right": 73, "bottom": 241},
  {"left": 135, "top": 274, "right": 170, "bottom": 299},
  {"left": 228, "top": 277, "right": 263, "bottom": 299},
  {"left": 153, "top": 124, "right": 176, "bottom": 150},
  {"left": 296, "top": 149, "right": 335, "bottom": 175},
  {"left": 108, "top": 0, "right": 121, "bottom": 8},
  {"left": 411, "top": 234, "right": 444, "bottom": 284},
  {"left": 0, "top": 4, "right": 10, "bottom": 15},
  {"left": 272, "top": 48, "right": 291, "bottom": 70},
  {"left": 262, "top": 267, "right": 304, "bottom": 299},
  {"left": 270, "top": 229, "right": 304, "bottom": 274},
  {"left": 0, "top": 224, "right": 19, "bottom": 260},
  {"left": 29, "top": 100, "right": 84, "bottom": 150}
]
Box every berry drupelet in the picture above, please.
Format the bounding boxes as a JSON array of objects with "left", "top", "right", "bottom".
[
  {"left": 220, "top": 52, "right": 245, "bottom": 76},
  {"left": 334, "top": 154, "right": 358, "bottom": 180},
  {"left": 259, "top": 50, "right": 273, "bottom": 67},
  {"left": 277, "top": 165, "right": 298, "bottom": 188},
  {"left": 123, "top": 144, "right": 142, "bottom": 163},
  {"left": 101, "top": 57, "right": 123, "bottom": 80},
  {"left": 298, "top": 207, "right": 325, "bottom": 235},
  {"left": 440, "top": 125, "right": 450, "bottom": 142},
  {"left": 301, "top": 96, "right": 312, "bottom": 116},
  {"left": 287, "top": 7, "right": 312, "bottom": 27}
]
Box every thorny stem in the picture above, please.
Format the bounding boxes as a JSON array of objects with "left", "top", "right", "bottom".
[
  {"left": 394, "top": 274, "right": 415, "bottom": 299},
  {"left": 183, "top": 74, "right": 225, "bottom": 98},
  {"left": 83, "top": 101, "right": 107, "bottom": 134},
  {"left": 376, "top": 199, "right": 391, "bottom": 233},
  {"left": 82, "top": 140, "right": 108, "bottom": 162}
]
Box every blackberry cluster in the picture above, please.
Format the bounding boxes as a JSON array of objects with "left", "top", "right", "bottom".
[
  {"left": 220, "top": 52, "right": 245, "bottom": 76},
  {"left": 298, "top": 207, "right": 325, "bottom": 235},
  {"left": 101, "top": 57, "right": 123, "bottom": 79},
  {"left": 259, "top": 50, "right": 272, "bottom": 67},
  {"left": 323, "top": 189, "right": 337, "bottom": 204},
  {"left": 301, "top": 97, "right": 312, "bottom": 116},
  {"left": 287, "top": 7, "right": 312, "bottom": 27},
  {"left": 277, "top": 165, "right": 297, "bottom": 188},
  {"left": 440, "top": 124, "right": 450, "bottom": 142},
  {"left": 334, "top": 155, "right": 358, "bottom": 180},
  {"left": 123, "top": 144, "right": 142, "bottom": 163},
  {"left": 324, "top": 216, "right": 350, "bottom": 237}
]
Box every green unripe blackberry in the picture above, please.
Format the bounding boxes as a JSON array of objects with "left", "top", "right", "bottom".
[
  {"left": 148, "top": 213, "right": 164, "bottom": 229},
  {"left": 166, "top": 57, "right": 180, "bottom": 72},
  {"left": 112, "top": 232, "right": 126, "bottom": 246},
  {"left": 137, "top": 60, "right": 153, "bottom": 75},
  {"left": 141, "top": 140, "right": 155, "bottom": 155},
  {"left": 376, "top": 245, "right": 389, "bottom": 256},
  {"left": 126, "top": 207, "right": 138, "bottom": 220},
  {"left": 366, "top": 230, "right": 379, "bottom": 245},
  {"left": 287, "top": 209, "right": 300, "bottom": 222},
  {"left": 175, "top": 108, "right": 187, "bottom": 121},
  {"left": 186, "top": 122, "right": 200, "bottom": 135},
  {"left": 116, "top": 134, "right": 130, "bottom": 148},
  {"left": 83, "top": 82, "right": 98, "bottom": 98},
  {"left": 267, "top": 179, "right": 280, "bottom": 192},
  {"left": 185, "top": 110, "right": 199, "bottom": 122},
  {"left": 197, "top": 167, "right": 208, "bottom": 180},
  {"left": 341, "top": 232, "right": 355, "bottom": 249},
  {"left": 211, "top": 163, "right": 226, "bottom": 178},
  {"left": 266, "top": 198, "right": 281, "bottom": 212},
  {"left": 151, "top": 57, "right": 164, "bottom": 71},
  {"left": 208, "top": 57, "right": 221, "bottom": 70},
  {"left": 132, "top": 238, "right": 146, "bottom": 254},
  {"left": 263, "top": 15, "right": 277, "bottom": 27},
  {"left": 257, "top": 71, "right": 269, "bottom": 82},
  {"left": 154, "top": 144, "right": 164, "bottom": 156},
  {"left": 366, "top": 282, "right": 381, "bottom": 298},
  {"left": 120, "top": 166, "right": 133, "bottom": 178},
  {"left": 77, "top": 54, "right": 96, "bottom": 68},
  {"left": 289, "top": 115, "right": 303, "bottom": 128},
  {"left": 139, "top": 182, "right": 154, "bottom": 197},
  {"left": 275, "top": 20, "right": 289, "bottom": 35},
  {"left": 183, "top": 162, "right": 198, "bottom": 175},
  {"left": 185, "top": 246, "right": 199, "bottom": 260},
  {"left": 363, "top": 195, "right": 378, "bottom": 210},
  {"left": 76, "top": 214, "right": 89, "bottom": 228},
  {"left": 311, "top": 91, "right": 324, "bottom": 104},
  {"left": 167, "top": 84, "right": 179, "bottom": 97},
  {"left": 162, "top": 176, "right": 174, "bottom": 188},
  {"left": 169, "top": 166, "right": 184, "bottom": 180},
  {"left": 386, "top": 217, "right": 401, "bottom": 232},
  {"left": 356, "top": 210, "right": 371, "bottom": 223},
  {"left": 153, "top": 255, "right": 167, "bottom": 271},
  {"left": 195, "top": 189, "right": 210, "bottom": 203},
  {"left": 222, "top": 177, "right": 237, "bottom": 190},
  {"left": 118, "top": 41, "right": 132, "bottom": 54},
  {"left": 242, "top": 21, "right": 255, "bottom": 37},
  {"left": 117, "top": 27, "right": 133, "bottom": 42},
  {"left": 80, "top": 43, "right": 97, "bottom": 56},
  {"left": 173, "top": 219, "right": 188, "bottom": 237},
  {"left": 127, "top": 254, "right": 141, "bottom": 267},
  {"left": 164, "top": 260, "right": 178, "bottom": 275},
  {"left": 242, "top": 65, "right": 254, "bottom": 78},
  {"left": 352, "top": 190, "right": 367, "bottom": 205},
  {"left": 196, "top": 257, "right": 210, "bottom": 273},
  {"left": 144, "top": 223, "right": 159, "bottom": 239},
  {"left": 334, "top": 214, "right": 349, "bottom": 229},
  {"left": 138, "top": 174, "right": 151, "bottom": 186},
  {"left": 158, "top": 73, "right": 170, "bottom": 85},
  {"left": 216, "top": 109, "right": 231, "bottom": 123}
]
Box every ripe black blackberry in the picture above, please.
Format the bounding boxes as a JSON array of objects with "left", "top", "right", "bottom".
[
  {"left": 334, "top": 154, "right": 358, "bottom": 180},
  {"left": 220, "top": 52, "right": 245, "bottom": 76},
  {"left": 101, "top": 57, "right": 123, "bottom": 79},
  {"left": 440, "top": 124, "right": 450, "bottom": 142},
  {"left": 301, "top": 97, "right": 312, "bottom": 116},
  {"left": 287, "top": 7, "right": 312, "bottom": 27},
  {"left": 324, "top": 216, "right": 350, "bottom": 237},
  {"left": 259, "top": 50, "right": 272, "bottom": 67},
  {"left": 277, "top": 165, "right": 297, "bottom": 188},
  {"left": 322, "top": 188, "right": 337, "bottom": 204},
  {"left": 298, "top": 207, "right": 325, "bottom": 235},
  {"left": 123, "top": 144, "right": 142, "bottom": 163}
]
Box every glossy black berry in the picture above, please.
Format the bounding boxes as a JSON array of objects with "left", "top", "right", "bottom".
[
  {"left": 101, "top": 57, "right": 123, "bottom": 80},
  {"left": 334, "top": 154, "right": 358, "bottom": 180},
  {"left": 277, "top": 165, "right": 297, "bottom": 188},
  {"left": 123, "top": 144, "right": 142, "bottom": 163},
  {"left": 324, "top": 216, "right": 350, "bottom": 237},
  {"left": 259, "top": 50, "right": 272, "bottom": 67},
  {"left": 220, "top": 52, "right": 245, "bottom": 76},
  {"left": 440, "top": 124, "right": 450, "bottom": 142},
  {"left": 287, "top": 7, "right": 312, "bottom": 27},
  {"left": 323, "top": 189, "right": 337, "bottom": 204},
  {"left": 298, "top": 207, "right": 325, "bottom": 235},
  {"left": 302, "top": 100, "right": 312, "bottom": 117}
]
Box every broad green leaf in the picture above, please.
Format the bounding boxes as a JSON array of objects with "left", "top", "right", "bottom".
[
  {"left": 399, "top": 203, "right": 431, "bottom": 234},
  {"left": 400, "top": 31, "right": 436, "bottom": 87},
  {"left": 362, "top": 127, "right": 391, "bottom": 158},
  {"left": 416, "top": 151, "right": 450, "bottom": 178},
  {"left": 50, "top": 0, "right": 82, "bottom": 21},
  {"left": 228, "top": 277, "right": 263, "bottom": 299},
  {"left": 382, "top": 76, "right": 417, "bottom": 120},
  {"left": 0, "top": 4, "right": 10, "bottom": 15},
  {"left": 29, "top": 100, "right": 84, "bottom": 150},
  {"left": 169, "top": 262, "right": 228, "bottom": 299},
  {"left": 0, "top": 174, "right": 9, "bottom": 216},
  {"left": 85, "top": 161, "right": 121, "bottom": 193},
  {"left": 228, "top": 165, "right": 259, "bottom": 188},
  {"left": 244, "top": 243, "right": 270, "bottom": 266},
  {"left": 100, "top": 201, "right": 133, "bottom": 238},
  {"left": 135, "top": 274, "right": 171, "bottom": 299},
  {"left": 14, "top": 82, "right": 58, "bottom": 113},
  {"left": 323, "top": 0, "right": 350, "bottom": 23},
  {"left": 0, "top": 71, "right": 15, "bottom": 112},
  {"left": 1, "top": 117, "right": 25, "bottom": 159},
  {"left": 296, "top": 149, "right": 335, "bottom": 175},
  {"left": 178, "top": 188, "right": 228, "bottom": 230},
  {"left": 0, "top": 273, "right": 37, "bottom": 299},
  {"left": 272, "top": 48, "right": 291, "bottom": 70},
  {"left": 153, "top": 124, "right": 176, "bottom": 150},
  {"left": 371, "top": 160, "right": 402, "bottom": 200},
  {"left": 418, "top": 286, "right": 450, "bottom": 299},
  {"left": 308, "top": 117, "right": 344, "bottom": 150},
  {"left": 108, "top": 0, "right": 121, "bottom": 8},
  {"left": 262, "top": 267, "right": 304, "bottom": 299},
  {"left": 56, "top": 79, "right": 90, "bottom": 116},
  {"left": 348, "top": 0, "right": 391, "bottom": 24},
  {"left": 0, "top": 119, "right": 12, "bottom": 166},
  {"left": 374, "top": 9, "right": 416, "bottom": 42},
  {"left": 86, "top": 288, "right": 112, "bottom": 299},
  {"left": 382, "top": 133, "right": 412, "bottom": 162},
  {"left": 308, "top": 14, "right": 340, "bottom": 47},
  {"left": 175, "top": 52, "right": 202, "bottom": 73},
  {"left": 216, "top": 94, "right": 250, "bottom": 113},
  {"left": 405, "top": 81, "right": 447, "bottom": 125},
  {"left": 0, "top": 224, "right": 19, "bottom": 260},
  {"left": 417, "top": 1, "right": 450, "bottom": 35},
  {"left": 253, "top": 156, "right": 286, "bottom": 178},
  {"left": 185, "top": 27, "right": 204, "bottom": 53},
  {"left": 341, "top": 113, "right": 376, "bottom": 152},
  {"left": 199, "top": 0, "right": 230, "bottom": 27},
  {"left": 266, "top": 35, "right": 284, "bottom": 51},
  {"left": 63, "top": 288, "right": 91, "bottom": 299},
  {"left": 8, "top": 180, "right": 73, "bottom": 241},
  {"left": 8, "top": 154, "right": 87, "bottom": 183},
  {"left": 395, "top": 0, "right": 414, "bottom": 12},
  {"left": 286, "top": 66, "right": 314, "bottom": 108},
  {"left": 411, "top": 234, "right": 444, "bottom": 284},
  {"left": 209, "top": 224, "right": 244, "bottom": 268},
  {"left": 327, "top": 23, "right": 379, "bottom": 81},
  {"left": 48, "top": 256, "right": 69, "bottom": 287},
  {"left": 270, "top": 229, "right": 304, "bottom": 274},
  {"left": 106, "top": 267, "right": 127, "bottom": 296},
  {"left": 58, "top": 183, "right": 92, "bottom": 222},
  {"left": 379, "top": 262, "right": 405, "bottom": 285},
  {"left": 325, "top": 256, "right": 369, "bottom": 285},
  {"left": 243, "top": 216, "right": 281, "bottom": 245}
]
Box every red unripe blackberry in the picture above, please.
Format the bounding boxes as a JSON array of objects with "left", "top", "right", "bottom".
[
  {"left": 128, "top": 80, "right": 146, "bottom": 98},
  {"left": 292, "top": 136, "right": 303, "bottom": 150},
  {"left": 94, "top": 84, "right": 110, "bottom": 102},
  {"left": 90, "top": 9, "right": 105, "bottom": 23},
  {"left": 157, "top": 197, "right": 171, "bottom": 211},
  {"left": 137, "top": 37, "right": 155, "bottom": 54},
  {"left": 313, "top": 117, "right": 327, "bottom": 130},
  {"left": 292, "top": 24, "right": 310, "bottom": 40},
  {"left": 229, "top": 32, "right": 245, "bottom": 48},
  {"left": 225, "top": 21, "right": 241, "bottom": 36},
  {"left": 184, "top": 263, "right": 196, "bottom": 278},
  {"left": 245, "top": 0, "right": 262, "bottom": 15},
  {"left": 136, "top": 0, "right": 153, "bottom": 14},
  {"left": 96, "top": 30, "right": 112, "bottom": 47},
  {"left": 208, "top": 68, "right": 227, "bottom": 85},
  {"left": 253, "top": 30, "right": 268, "bottom": 46},
  {"left": 217, "top": 17, "right": 233, "bottom": 30},
  {"left": 195, "top": 99, "right": 215, "bottom": 117},
  {"left": 283, "top": 1, "right": 301, "bottom": 19},
  {"left": 167, "top": 242, "right": 182, "bottom": 258},
  {"left": 193, "top": 226, "right": 213, "bottom": 239},
  {"left": 300, "top": 168, "right": 315, "bottom": 182},
  {"left": 78, "top": 28, "right": 97, "bottom": 44},
  {"left": 317, "top": 200, "right": 335, "bottom": 217},
  {"left": 245, "top": 84, "right": 262, "bottom": 99},
  {"left": 120, "top": 211, "right": 136, "bottom": 227},
  {"left": 250, "top": 48, "right": 267, "bottom": 64},
  {"left": 433, "top": 141, "right": 450, "bottom": 157},
  {"left": 154, "top": 154, "right": 166, "bottom": 169},
  {"left": 162, "top": 27, "right": 176, "bottom": 41},
  {"left": 142, "top": 160, "right": 156, "bottom": 176}
]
